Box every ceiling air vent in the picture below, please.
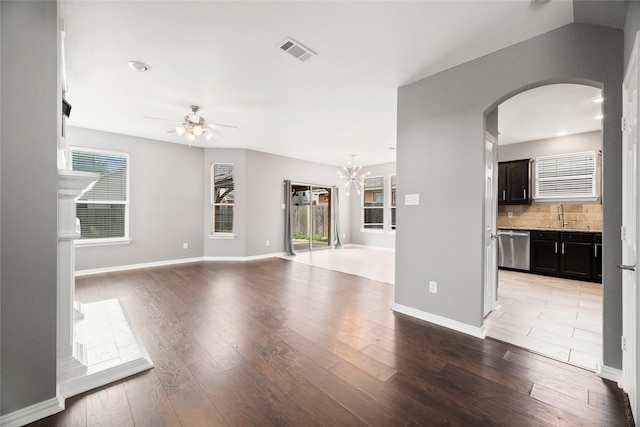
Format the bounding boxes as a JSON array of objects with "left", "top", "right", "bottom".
[{"left": 279, "top": 38, "right": 316, "bottom": 62}]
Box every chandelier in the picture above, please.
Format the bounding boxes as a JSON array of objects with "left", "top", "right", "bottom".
[
  {"left": 175, "top": 105, "right": 215, "bottom": 143},
  {"left": 338, "top": 155, "right": 370, "bottom": 196}
]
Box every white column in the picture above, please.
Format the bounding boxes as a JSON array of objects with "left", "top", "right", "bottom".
[{"left": 57, "top": 170, "right": 98, "bottom": 380}]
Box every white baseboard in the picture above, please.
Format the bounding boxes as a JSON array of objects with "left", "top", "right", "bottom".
[
  {"left": 75, "top": 253, "right": 287, "bottom": 276},
  {"left": 0, "top": 396, "right": 64, "bottom": 427},
  {"left": 204, "top": 252, "right": 286, "bottom": 262},
  {"left": 596, "top": 361, "right": 623, "bottom": 385},
  {"left": 75, "top": 256, "right": 205, "bottom": 276},
  {"left": 346, "top": 243, "right": 396, "bottom": 252},
  {"left": 59, "top": 357, "right": 154, "bottom": 398},
  {"left": 392, "top": 303, "right": 487, "bottom": 339}
]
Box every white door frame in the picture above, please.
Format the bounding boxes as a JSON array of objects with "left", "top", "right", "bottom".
[{"left": 621, "top": 31, "right": 640, "bottom": 422}]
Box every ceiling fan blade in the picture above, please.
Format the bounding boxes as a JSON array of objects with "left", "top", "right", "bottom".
[
  {"left": 166, "top": 129, "right": 177, "bottom": 134},
  {"left": 143, "top": 116, "right": 176, "bottom": 122},
  {"left": 208, "top": 123, "right": 239, "bottom": 131}
]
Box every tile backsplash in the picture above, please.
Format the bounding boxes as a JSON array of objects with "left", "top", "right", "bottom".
[{"left": 497, "top": 203, "right": 602, "bottom": 231}]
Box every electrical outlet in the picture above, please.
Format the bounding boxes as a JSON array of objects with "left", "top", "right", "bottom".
[
  {"left": 429, "top": 281, "right": 437, "bottom": 294},
  {"left": 183, "top": 243, "right": 188, "bottom": 249},
  {"left": 266, "top": 240, "right": 270, "bottom": 246},
  {"left": 508, "top": 212, "right": 513, "bottom": 218}
]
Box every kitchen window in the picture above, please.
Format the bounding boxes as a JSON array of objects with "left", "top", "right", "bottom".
[
  {"left": 211, "top": 163, "right": 235, "bottom": 236},
  {"left": 71, "top": 147, "right": 129, "bottom": 244},
  {"left": 363, "top": 176, "right": 384, "bottom": 230},
  {"left": 534, "top": 151, "right": 601, "bottom": 202}
]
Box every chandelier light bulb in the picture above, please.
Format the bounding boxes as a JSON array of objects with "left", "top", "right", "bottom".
[{"left": 338, "top": 155, "right": 368, "bottom": 196}]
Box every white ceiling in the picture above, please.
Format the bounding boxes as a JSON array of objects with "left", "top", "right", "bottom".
[
  {"left": 62, "top": 1, "right": 595, "bottom": 167},
  {"left": 498, "top": 83, "right": 603, "bottom": 145}
]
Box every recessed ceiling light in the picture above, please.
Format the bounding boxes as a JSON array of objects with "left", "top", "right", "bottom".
[
  {"left": 591, "top": 96, "right": 604, "bottom": 103},
  {"left": 127, "top": 60, "right": 151, "bottom": 72}
]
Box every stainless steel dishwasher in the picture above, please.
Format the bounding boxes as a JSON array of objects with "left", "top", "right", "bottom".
[{"left": 498, "top": 230, "right": 530, "bottom": 271}]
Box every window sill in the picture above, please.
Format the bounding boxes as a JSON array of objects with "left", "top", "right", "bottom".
[
  {"left": 75, "top": 238, "right": 132, "bottom": 247},
  {"left": 360, "top": 228, "right": 384, "bottom": 234},
  {"left": 209, "top": 233, "right": 236, "bottom": 240}
]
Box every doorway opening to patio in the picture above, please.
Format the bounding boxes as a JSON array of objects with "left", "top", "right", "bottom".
[{"left": 290, "top": 183, "right": 333, "bottom": 252}]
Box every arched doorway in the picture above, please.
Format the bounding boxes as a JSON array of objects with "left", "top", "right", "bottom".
[{"left": 483, "top": 81, "right": 605, "bottom": 371}]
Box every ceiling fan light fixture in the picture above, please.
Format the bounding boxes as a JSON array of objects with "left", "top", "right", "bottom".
[
  {"left": 186, "top": 132, "right": 196, "bottom": 142},
  {"left": 204, "top": 132, "right": 213, "bottom": 141},
  {"left": 193, "top": 125, "right": 203, "bottom": 136},
  {"left": 175, "top": 125, "right": 186, "bottom": 136}
]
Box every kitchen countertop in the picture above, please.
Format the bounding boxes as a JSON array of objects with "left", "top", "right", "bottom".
[{"left": 498, "top": 226, "right": 602, "bottom": 234}]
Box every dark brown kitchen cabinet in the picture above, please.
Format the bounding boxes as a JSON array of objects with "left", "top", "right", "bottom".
[
  {"left": 593, "top": 233, "right": 603, "bottom": 281},
  {"left": 498, "top": 159, "right": 531, "bottom": 205},
  {"left": 530, "top": 231, "right": 560, "bottom": 275},
  {"left": 530, "top": 231, "right": 601, "bottom": 283},
  {"left": 560, "top": 233, "right": 593, "bottom": 280}
]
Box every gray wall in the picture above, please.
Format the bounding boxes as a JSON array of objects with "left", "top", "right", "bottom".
[
  {"left": 1, "top": 1, "right": 59, "bottom": 414},
  {"left": 203, "top": 148, "right": 350, "bottom": 258},
  {"left": 203, "top": 148, "right": 246, "bottom": 257},
  {"left": 396, "top": 24, "right": 624, "bottom": 368},
  {"left": 70, "top": 127, "right": 205, "bottom": 271},
  {"left": 349, "top": 161, "right": 396, "bottom": 249},
  {"left": 625, "top": 1, "right": 640, "bottom": 70},
  {"left": 68, "top": 135, "right": 351, "bottom": 266},
  {"left": 498, "top": 131, "right": 602, "bottom": 162}
]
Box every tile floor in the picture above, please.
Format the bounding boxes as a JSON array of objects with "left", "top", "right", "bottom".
[
  {"left": 279, "top": 245, "right": 396, "bottom": 285},
  {"left": 486, "top": 269, "right": 602, "bottom": 371},
  {"left": 281, "top": 245, "right": 603, "bottom": 371},
  {"left": 74, "top": 298, "right": 148, "bottom": 374}
]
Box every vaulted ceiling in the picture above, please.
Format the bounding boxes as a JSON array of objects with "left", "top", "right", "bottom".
[{"left": 61, "top": 1, "right": 628, "bottom": 166}]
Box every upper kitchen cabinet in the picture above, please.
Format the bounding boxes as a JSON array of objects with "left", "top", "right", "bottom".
[{"left": 498, "top": 159, "right": 531, "bottom": 205}]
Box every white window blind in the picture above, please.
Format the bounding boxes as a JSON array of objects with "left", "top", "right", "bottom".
[
  {"left": 71, "top": 148, "right": 129, "bottom": 240},
  {"left": 534, "top": 151, "right": 599, "bottom": 202}
]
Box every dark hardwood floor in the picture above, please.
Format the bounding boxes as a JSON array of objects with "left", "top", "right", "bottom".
[{"left": 29, "top": 258, "right": 630, "bottom": 426}]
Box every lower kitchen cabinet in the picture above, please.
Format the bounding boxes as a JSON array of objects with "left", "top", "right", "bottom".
[
  {"left": 560, "top": 239, "right": 592, "bottom": 280},
  {"left": 593, "top": 234, "right": 603, "bottom": 281},
  {"left": 530, "top": 230, "right": 601, "bottom": 283},
  {"left": 530, "top": 232, "right": 560, "bottom": 275}
]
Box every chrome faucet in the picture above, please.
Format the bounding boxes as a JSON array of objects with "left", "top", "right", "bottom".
[{"left": 557, "top": 203, "right": 570, "bottom": 228}]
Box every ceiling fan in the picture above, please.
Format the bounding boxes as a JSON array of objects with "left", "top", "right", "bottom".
[{"left": 145, "top": 105, "right": 238, "bottom": 146}]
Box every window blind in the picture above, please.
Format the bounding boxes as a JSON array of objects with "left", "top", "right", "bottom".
[
  {"left": 534, "top": 151, "right": 599, "bottom": 201},
  {"left": 71, "top": 149, "right": 128, "bottom": 239}
]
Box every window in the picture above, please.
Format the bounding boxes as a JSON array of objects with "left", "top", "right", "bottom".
[
  {"left": 534, "top": 151, "right": 600, "bottom": 202},
  {"left": 71, "top": 148, "right": 129, "bottom": 242},
  {"left": 212, "top": 163, "right": 234, "bottom": 234},
  {"left": 390, "top": 174, "right": 396, "bottom": 230},
  {"left": 363, "top": 176, "right": 384, "bottom": 229}
]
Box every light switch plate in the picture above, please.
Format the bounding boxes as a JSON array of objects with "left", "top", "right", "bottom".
[{"left": 405, "top": 194, "right": 420, "bottom": 205}]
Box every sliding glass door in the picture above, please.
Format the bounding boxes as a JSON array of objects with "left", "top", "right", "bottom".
[{"left": 291, "top": 184, "right": 332, "bottom": 251}]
